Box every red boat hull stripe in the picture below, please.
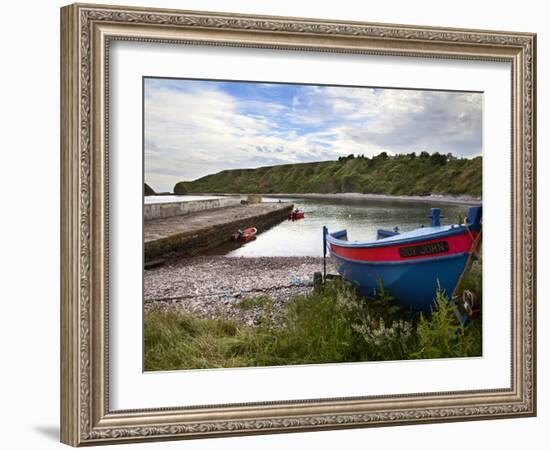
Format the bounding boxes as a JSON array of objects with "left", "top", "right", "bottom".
[{"left": 329, "top": 231, "right": 477, "bottom": 262}]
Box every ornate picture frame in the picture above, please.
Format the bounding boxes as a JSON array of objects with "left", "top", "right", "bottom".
[{"left": 60, "top": 3, "right": 536, "bottom": 446}]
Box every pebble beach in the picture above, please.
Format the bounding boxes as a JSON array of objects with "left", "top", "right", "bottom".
[{"left": 144, "top": 256, "right": 330, "bottom": 326}]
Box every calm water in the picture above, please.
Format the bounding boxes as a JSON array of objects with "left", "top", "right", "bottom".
[{"left": 222, "top": 197, "right": 472, "bottom": 257}]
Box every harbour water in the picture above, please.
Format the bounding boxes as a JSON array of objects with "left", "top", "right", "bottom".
[{"left": 221, "top": 196, "right": 473, "bottom": 257}]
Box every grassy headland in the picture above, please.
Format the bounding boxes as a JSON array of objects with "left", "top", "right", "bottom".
[
  {"left": 175, "top": 152, "right": 482, "bottom": 197},
  {"left": 144, "top": 183, "right": 155, "bottom": 196}
]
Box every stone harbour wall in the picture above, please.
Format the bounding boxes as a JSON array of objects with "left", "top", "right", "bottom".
[
  {"left": 144, "top": 197, "right": 244, "bottom": 221},
  {"left": 144, "top": 203, "right": 293, "bottom": 261}
]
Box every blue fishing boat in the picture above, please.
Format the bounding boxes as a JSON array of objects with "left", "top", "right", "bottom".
[{"left": 324, "top": 206, "right": 482, "bottom": 311}]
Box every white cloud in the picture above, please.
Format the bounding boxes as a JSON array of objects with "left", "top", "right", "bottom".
[{"left": 144, "top": 80, "right": 482, "bottom": 192}]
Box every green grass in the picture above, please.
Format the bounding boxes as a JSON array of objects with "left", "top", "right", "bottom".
[
  {"left": 144, "top": 277, "right": 482, "bottom": 371},
  {"left": 236, "top": 295, "right": 272, "bottom": 310},
  {"left": 176, "top": 153, "right": 482, "bottom": 197},
  {"left": 411, "top": 287, "right": 482, "bottom": 359}
]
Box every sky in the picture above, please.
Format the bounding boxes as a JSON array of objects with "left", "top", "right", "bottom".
[{"left": 144, "top": 78, "right": 482, "bottom": 193}]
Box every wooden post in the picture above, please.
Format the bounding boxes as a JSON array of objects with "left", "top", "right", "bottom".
[{"left": 313, "top": 272, "right": 323, "bottom": 293}]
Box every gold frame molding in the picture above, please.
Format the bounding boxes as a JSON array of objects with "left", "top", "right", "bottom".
[{"left": 60, "top": 3, "right": 536, "bottom": 446}]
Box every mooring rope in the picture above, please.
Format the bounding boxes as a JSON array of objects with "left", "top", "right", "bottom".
[
  {"left": 145, "top": 282, "right": 314, "bottom": 303},
  {"left": 451, "top": 221, "right": 482, "bottom": 299}
]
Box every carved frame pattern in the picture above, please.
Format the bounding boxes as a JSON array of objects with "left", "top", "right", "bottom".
[{"left": 60, "top": 3, "right": 536, "bottom": 446}]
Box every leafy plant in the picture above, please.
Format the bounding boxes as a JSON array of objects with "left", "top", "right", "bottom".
[
  {"left": 345, "top": 277, "right": 416, "bottom": 360},
  {"left": 411, "top": 285, "right": 480, "bottom": 359},
  {"left": 371, "top": 276, "right": 401, "bottom": 319}
]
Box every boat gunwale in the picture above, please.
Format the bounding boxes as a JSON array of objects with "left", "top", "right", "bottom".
[{"left": 326, "top": 224, "right": 472, "bottom": 249}]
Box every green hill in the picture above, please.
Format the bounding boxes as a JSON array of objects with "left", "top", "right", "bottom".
[
  {"left": 144, "top": 183, "right": 155, "bottom": 196},
  {"left": 175, "top": 153, "right": 482, "bottom": 197}
]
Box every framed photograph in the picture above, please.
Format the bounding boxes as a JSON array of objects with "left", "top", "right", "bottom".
[{"left": 60, "top": 3, "right": 536, "bottom": 446}]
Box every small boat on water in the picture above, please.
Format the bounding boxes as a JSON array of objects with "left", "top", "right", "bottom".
[
  {"left": 289, "top": 209, "right": 305, "bottom": 221},
  {"left": 231, "top": 227, "right": 257, "bottom": 242},
  {"left": 324, "top": 206, "right": 482, "bottom": 311}
]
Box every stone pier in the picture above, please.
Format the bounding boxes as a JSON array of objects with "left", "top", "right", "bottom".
[
  {"left": 144, "top": 197, "right": 245, "bottom": 221},
  {"left": 144, "top": 202, "right": 293, "bottom": 261}
]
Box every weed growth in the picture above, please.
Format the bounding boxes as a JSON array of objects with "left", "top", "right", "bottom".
[{"left": 145, "top": 278, "right": 482, "bottom": 371}]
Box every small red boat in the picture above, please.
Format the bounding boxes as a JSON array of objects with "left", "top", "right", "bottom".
[
  {"left": 288, "top": 209, "right": 305, "bottom": 221},
  {"left": 231, "top": 227, "right": 257, "bottom": 242}
]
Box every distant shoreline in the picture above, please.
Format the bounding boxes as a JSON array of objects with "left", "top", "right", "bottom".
[{"left": 188, "top": 192, "right": 482, "bottom": 206}]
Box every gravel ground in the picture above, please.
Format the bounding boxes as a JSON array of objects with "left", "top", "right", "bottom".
[{"left": 144, "top": 256, "right": 331, "bottom": 326}]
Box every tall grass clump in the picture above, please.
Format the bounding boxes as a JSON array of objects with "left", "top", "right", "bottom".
[
  {"left": 265, "top": 280, "right": 368, "bottom": 364},
  {"left": 144, "top": 279, "right": 482, "bottom": 371},
  {"left": 143, "top": 312, "right": 249, "bottom": 370},
  {"left": 411, "top": 286, "right": 481, "bottom": 359}
]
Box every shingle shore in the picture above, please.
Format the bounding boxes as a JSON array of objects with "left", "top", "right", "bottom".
[{"left": 144, "top": 256, "right": 330, "bottom": 326}]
